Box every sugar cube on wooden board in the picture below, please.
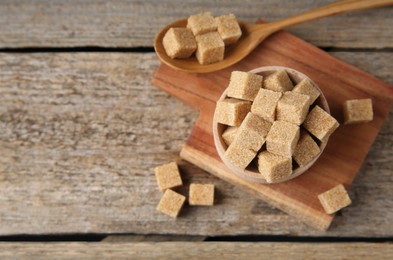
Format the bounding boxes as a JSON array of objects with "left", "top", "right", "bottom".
[
  {"left": 189, "top": 184, "right": 215, "bottom": 206},
  {"left": 227, "top": 71, "right": 263, "bottom": 101},
  {"left": 266, "top": 120, "right": 300, "bottom": 157},
  {"left": 251, "top": 88, "right": 282, "bottom": 122},
  {"left": 318, "top": 184, "right": 352, "bottom": 214},
  {"left": 276, "top": 91, "right": 310, "bottom": 125},
  {"left": 263, "top": 70, "right": 293, "bottom": 92},
  {"left": 343, "top": 98, "right": 373, "bottom": 124},
  {"left": 303, "top": 105, "right": 339, "bottom": 142},
  {"left": 292, "top": 78, "right": 320, "bottom": 105},
  {"left": 156, "top": 189, "right": 186, "bottom": 218},
  {"left": 162, "top": 28, "right": 197, "bottom": 59},
  {"left": 195, "top": 32, "right": 224, "bottom": 65},
  {"left": 155, "top": 162, "right": 183, "bottom": 192},
  {"left": 215, "top": 14, "right": 242, "bottom": 45},
  {"left": 187, "top": 12, "right": 217, "bottom": 36},
  {"left": 293, "top": 131, "right": 321, "bottom": 167},
  {"left": 258, "top": 151, "right": 292, "bottom": 183},
  {"left": 216, "top": 98, "right": 251, "bottom": 126}
]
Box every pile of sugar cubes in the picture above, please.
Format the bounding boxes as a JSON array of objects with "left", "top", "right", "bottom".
[
  {"left": 216, "top": 69, "right": 340, "bottom": 183},
  {"left": 155, "top": 162, "right": 215, "bottom": 218},
  {"left": 163, "top": 12, "right": 242, "bottom": 64}
]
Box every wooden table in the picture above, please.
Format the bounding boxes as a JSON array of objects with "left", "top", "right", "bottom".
[{"left": 0, "top": 0, "right": 392, "bottom": 258}]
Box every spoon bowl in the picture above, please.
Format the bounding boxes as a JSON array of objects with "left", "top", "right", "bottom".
[{"left": 154, "top": 0, "right": 393, "bottom": 73}]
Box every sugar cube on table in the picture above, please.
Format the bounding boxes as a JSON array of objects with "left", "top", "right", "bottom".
[
  {"left": 292, "top": 78, "right": 320, "bottom": 105},
  {"left": 216, "top": 98, "right": 251, "bottom": 126},
  {"left": 293, "top": 130, "right": 321, "bottom": 167},
  {"left": 343, "top": 98, "right": 373, "bottom": 124},
  {"left": 258, "top": 151, "right": 292, "bottom": 183},
  {"left": 162, "top": 28, "right": 197, "bottom": 59},
  {"left": 227, "top": 71, "right": 263, "bottom": 101},
  {"left": 251, "top": 88, "right": 282, "bottom": 122},
  {"left": 187, "top": 12, "right": 217, "bottom": 36},
  {"left": 303, "top": 105, "right": 339, "bottom": 142},
  {"left": 266, "top": 120, "right": 300, "bottom": 157},
  {"left": 215, "top": 14, "right": 242, "bottom": 45},
  {"left": 189, "top": 184, "right": 215, "bottom": 206},
  {"left": 155, "top": 162, "right": 183, "bottom": 192},
  {"left": 232, "top": 112, "right": 272, "bottom": 152},
  {"left": 195, "top": 32, "right": 224, "bottom": 65},
  {"left": 263, "top": 70, "right": 293, "bottom": 92},
  {"left": 156, "top": 189, "right": 186, "bottom": 218},
  {"left": 318, "top": 184, "right": 352, "bottom": 214},
  {"left": 225, "top": 142, "right": 256, "bottom": 170},
  {"left": 222, "top": 126, "right": 238, "bottom": 146},
  {"left": 276, "top": 91, "right": 311, "bottom": 125}
]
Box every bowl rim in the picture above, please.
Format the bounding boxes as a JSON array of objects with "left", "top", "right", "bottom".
[{"left": 213, "top": 66, "right": 330, "bottom": 184}]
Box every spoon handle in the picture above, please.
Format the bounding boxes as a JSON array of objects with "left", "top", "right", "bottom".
[{"left": 265, "top": 0, "right": 393, "bottom": 33}]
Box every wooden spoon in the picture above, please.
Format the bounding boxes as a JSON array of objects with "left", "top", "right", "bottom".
[{"left": 154, "top": 0, "right": 393, "bottom": 73}]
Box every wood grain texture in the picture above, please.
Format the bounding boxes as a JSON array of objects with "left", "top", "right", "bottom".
[
  {"left": 153, "top": 29, "right": 393, "bottom": 230},
  {"left": 0, "top": 242, "right": 392, "bottom": 259},
  {"left": 0, "top": 0, "right": 392, "bottom": 48},
  {"left": 0, "top": 52, "right": 392, "bottom": 236}
]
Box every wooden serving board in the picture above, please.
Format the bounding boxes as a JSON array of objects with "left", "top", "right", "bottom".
[{"left": 152, "top": 24, "right": 393, "bottom": 230}]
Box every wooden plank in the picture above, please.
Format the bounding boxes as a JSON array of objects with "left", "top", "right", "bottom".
[
  {"left": 0, "top": 242, "right": 392, "bottom": 259},
  {"left": 102, "top": 235, "right": 206, "bottom": 242},
  {"left": 0, "top": 52, "right": 392, "bottom": 236},
  {"left": 152, "top": 29, "right": 393, "bottom": 230},
  {"left": 0, "top": 0, "right": 392, "bottom": 49}
]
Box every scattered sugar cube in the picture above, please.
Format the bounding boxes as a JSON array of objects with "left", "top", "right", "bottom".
[
  {"left": 293, "top": 131, "right": 321, "bottom": 167},
  {"left": 263, "top": 70, "right": 293, "bottom": 92},
  {"left": 225, "top": 142, "right": 256, "bottom": 169},
  {"left": 222, "top": 126, "right": 239, "bottom": 146},
  {"left": 266, "top": 121, "right": 300, "bottom": 157},
  {"left": 318, "top": 184, "right": 352, "bottom": 214},
  {"left": 155, "top": 162, "right": 183, "bottom": 192},
  {"left": 187, "top": 12, "right": 217, "bottom": 36},
  {"left": 303, "top": 106, "right": 339, "bottom": 142},
  {"left": 258, "top": 151, "right": 292, "bottom": 183},
  {"left": 227, "top": 71, "right": 263, "bottom": 101},
  {"left": 189, "top": 184, "right": 215, "bottom": 206},
  {"left": 195, "top": 32, "right": 224, "bottom": 65},
  {"left": 162, "top": 28, "right": 197, "bottom": 59},
  {"left": 251, "top": 88, "right": 282, "bottom": 122},
  {"left": 292, "top": 78, "right": 320, "bottom": 105},
  {"left": 232, "top": 112, "right": 272, "bottom": 152},
  {"left": 156, "top": 189, "right": 186, "bottom": 218},
  {"left": 343, "top": 98, "right": 373, "bottom": 124},
  {"left": 215, "top": 14, "right": 242, "bottom": 45},
  {"left": 216, "top": 98, "right": 251, "bottom": 126},
  {"left": 276, "top": 91, "right": 311, "bottom": 125}
]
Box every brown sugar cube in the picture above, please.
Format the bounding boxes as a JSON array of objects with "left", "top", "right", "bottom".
[
  {"left": 155, "top": 162, "right": 183, "bottom": 192},
  {"left": 303, "top": 106, "right": 339, "bottom": 142},
  {"left": 222, "top": 126, "right": 238, "bottom": 146},
  {"left": 292, "top": 78, "right": 320, "bottom": 105},
  {"left": 258, "top": 151, "right": 292, "bottom": 183},
  {"left": 227, "top": 71, "right": 263, "bottom": 101},
  {"left": 276, "top": 91, "right": 311, "bottom": 125},
  {"left": 318, "top": 184, "right": 352, "bottom": 214},
  {"left": 195, "top": 32, "right": 224, "bottom": 65},
  {"left": 216, "top": 98, "right": 251, "bottom": 126},
  {"left": 156, "top": 189, "right": 186, "bottom": 218},
  {"left": 251, "top": 88, "right": 282, "bottom": 122},
  {"left": 263, "top": 70, "right": 294, "bottom": 92},
  {"left": 293, "top": 131, "right": 321, "bottom": 167},
  {"left": 343, "top": 98, "right": 373, "bottom": 124},
  {"left": 215, "top": 14, "right": 242, "bottom": 45},
  {"left": 225, "top": 142, "right": 256, "bottom": 169},
  {"left": 189, "top": 184, "right": 215, "bottom": 206},
  {"left": 266, "top": 121, "right": 300, "bottom": 157},
  {"left": 187, "top": 12, "right": 217, "bottom": 36},
  {"left": 162, "top": 28, "right": 197, "bottom": 59},
  {"left": 232, "top": 112, "right": 272, "bottom": 152}
]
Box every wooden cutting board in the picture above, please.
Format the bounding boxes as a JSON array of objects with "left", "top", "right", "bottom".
[{"left": 151, "top": 24, "right": 393, "bottom": 230}]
